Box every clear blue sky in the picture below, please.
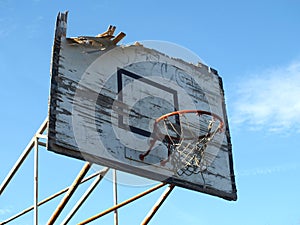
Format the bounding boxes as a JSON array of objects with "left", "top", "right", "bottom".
[{"left": 1, "top": 0, "right": 300, "bottom": 224}]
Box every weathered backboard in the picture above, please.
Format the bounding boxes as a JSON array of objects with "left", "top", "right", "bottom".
[{"left": 48, "top": 12, "right": 237, "bottom": 200}]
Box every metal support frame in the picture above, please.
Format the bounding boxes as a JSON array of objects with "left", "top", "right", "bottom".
[
  {"left": 78, "top": 183, "right": 167, "bottom": 225},
  {"left": 0, "top": 170, "right": 106, "bottom": 225},
  {"left": 34, "top": 136, "right": 39, "bottom": 225},
  {"left": 0, "top": 119, "right": 47, "bottom": 225},
  {"left": 0, "top": 118, "right": 48, "bottom": 196},
  {"left": 47, "top": 162, "right": 92, "bottom": 225},
  {"left": 0, "top": 119, "right": 174, "bottom": 225},
  {"left": 113, "top": 169, "right": 118, "bottom": 225}
]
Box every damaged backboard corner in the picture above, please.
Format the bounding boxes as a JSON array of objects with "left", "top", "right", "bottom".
[
  {"left": 54, "top": 11, "right": 126, "bottom": 51},
  {"left": 69, "top": 20, "right": 126, "bottom": 50},
  {"left": 70, "top": 32, "right": 126, "bottom": 50}
]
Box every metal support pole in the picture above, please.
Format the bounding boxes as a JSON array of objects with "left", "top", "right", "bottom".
[
  {"left": 113, "top": 169, "right": 118, "bottom": 225},
  {"left": 0, "top": 170, "right": 104, "bottom": 225},
  {"left": 78, "top": 182, "right": 166, "bottom": 225},
  {"left": 0, "top": 119, "right": 48, "bottom": 196},
  {"left": 61, "top": 167, "right": 109, "bottom": 225},
  {"left": 47, "top": 162, "right": 92, "bottom": 225},
  {"left": 33, "top": 137, "right": 39, "bottom": 225},
  {"left": 140, "top": 184, "right": 175, "bottom": 225}
]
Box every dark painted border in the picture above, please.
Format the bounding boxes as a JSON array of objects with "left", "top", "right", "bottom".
[{"left": 117, "top": 68, "right": 180, "bottom": 137}]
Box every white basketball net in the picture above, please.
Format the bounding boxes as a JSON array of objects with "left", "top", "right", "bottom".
[{"left": 153, "top": 111, "right": 224, "bottom": 178}]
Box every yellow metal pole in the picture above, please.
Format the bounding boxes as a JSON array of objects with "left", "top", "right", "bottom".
[
  {"left": 140, "top": 184, "right": 175, "bottom": 225},
  {"left": 113, "top": 169, "right": 118, "bottom": 225},
  {"left": 33, "top": 137, "right": 39, "bottom": 225}
]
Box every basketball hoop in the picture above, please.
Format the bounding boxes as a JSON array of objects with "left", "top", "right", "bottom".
[{"left": 139, "top": 110, "right": 224, "bottom": 176}]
